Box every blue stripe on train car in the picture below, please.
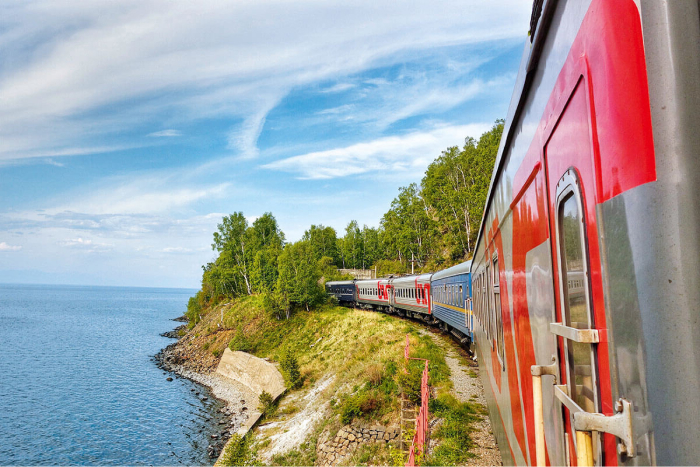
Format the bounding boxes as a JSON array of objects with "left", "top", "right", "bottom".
[{"left": 432, "top": 304, "right": 471, "bottom": 337}]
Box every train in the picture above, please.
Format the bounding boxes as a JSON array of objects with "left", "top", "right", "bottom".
[
  {"left": 330, "top": 1, "right": 700, "bottom": 465},
  {"left": 469, "top": 0, "right": 700, "bottom": 465},
  {"left": 326, "top": 263, "right": 474, "bottom": 345}
]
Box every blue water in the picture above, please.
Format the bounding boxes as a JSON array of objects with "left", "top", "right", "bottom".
[{"left": 0, "top": 284, "right": 227, "bottom": 466}]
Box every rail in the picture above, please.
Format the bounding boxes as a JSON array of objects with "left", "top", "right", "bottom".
[{"left": 404, "top": 334, "right": 430, "bottom": 467}]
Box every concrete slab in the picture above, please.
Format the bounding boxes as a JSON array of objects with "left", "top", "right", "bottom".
[{"left": 215, "top": 349, "right": 286, "bottom": 400}]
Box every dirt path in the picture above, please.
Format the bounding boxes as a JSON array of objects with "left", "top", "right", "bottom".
[{"left": 428, "top": 331, "right": 502, "bottom": 466}]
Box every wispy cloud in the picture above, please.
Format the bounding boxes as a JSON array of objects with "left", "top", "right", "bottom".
[
  {"left": 0, "top": 242, "right": 22, "bottom": 251},
  {"left": 263, "top": 123, "right": 490, "bottom": 180},
  {"left": 0, "top": 0, "right": 529, "bottom": 162},
  {"left": 147, "top": 129, "right": 181, "bottom": 137},
  {"left": 320, "top": 83, "right": 356, "bottom": 93},
  {"left": 60, "top": 237, "right": 113, "bottom": 252}
]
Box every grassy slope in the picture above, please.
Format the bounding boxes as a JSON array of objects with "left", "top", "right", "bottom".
[{"left": 183, "top": 295, "right": 484, "bottom": 466}]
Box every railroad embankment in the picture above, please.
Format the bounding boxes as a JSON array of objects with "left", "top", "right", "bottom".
[{"left": 158, "top": 295, "right": 500, "bottom": 466}]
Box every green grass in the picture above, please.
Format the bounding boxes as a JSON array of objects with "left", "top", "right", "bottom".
[
  {"left": 424, "top": 393, "right": 487, "bottom": 466},
  {"left": 218, "top": 434, "right": 256, "bottom": 466},
  {"left": 183, "top": 295, "right": 484, "bottom": 466}
]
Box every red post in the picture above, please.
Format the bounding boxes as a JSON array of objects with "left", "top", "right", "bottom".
[{"left": 404, "top": 338, "right": 430, "bottom": 467}]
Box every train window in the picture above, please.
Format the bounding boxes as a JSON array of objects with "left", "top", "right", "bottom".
[
  {"left": 493, "top": 256, "right": 505, "bottom": 367},
  {"left": 558, "top": 189, "right": 597, "bottom": 414},
  {"left": 485, "top": 263, "right": 492, "bottom": 342}
]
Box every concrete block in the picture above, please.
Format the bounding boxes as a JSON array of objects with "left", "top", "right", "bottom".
[{"left": 216, "top": 349, "right": 285, "bottom": 400}]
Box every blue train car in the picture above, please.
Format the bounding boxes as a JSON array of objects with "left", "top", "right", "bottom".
[
  {"left": 430, "top": 260, "right": 472, "bottom": 345},
  {"left": 325, "top": 280, "right": 355, "bottom": 305}
]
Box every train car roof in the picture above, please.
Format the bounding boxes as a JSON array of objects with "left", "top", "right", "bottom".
[
  {"left": 325, "top": 280, "right": 355, "bottom": 286},
  {"left": 391, "top": 273, "right": 433, "bottom": 285},
  {"left": 431, "top": 260, "right": 472, "bottom": 281},
  {"left": 355, "top": 278, "right": 389, "bottom": 285},
  {"left": 473, "top": 0, "right": 556, "bottom": 261}
]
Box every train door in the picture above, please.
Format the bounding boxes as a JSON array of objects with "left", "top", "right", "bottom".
[{"left": 542, "top": 77, "right": 609, "bottom": 466}]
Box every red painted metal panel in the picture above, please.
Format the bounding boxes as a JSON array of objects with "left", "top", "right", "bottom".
[{"left": 404, "top": 337, "right": 430, "bottom": 467}]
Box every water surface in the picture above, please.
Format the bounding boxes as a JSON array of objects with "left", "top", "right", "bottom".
[{"left": 0, "top": 283, "right": 225, "bottom": 465}]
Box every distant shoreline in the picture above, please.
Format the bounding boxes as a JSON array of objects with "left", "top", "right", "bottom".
[{"left": 0, "top": 282, "right": 199, "bottom": 292}]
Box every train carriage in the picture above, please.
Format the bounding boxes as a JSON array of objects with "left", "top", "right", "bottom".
[
  {"left": 355, "top": 278, "right": 392, "bottom": 312},
  {"left": 430, "top": 261, "right": 473, "bottom": 345},
  {"left": 325, "top": 280, "right": 356, "bottom": 305},
  {"left": 390, "top": 273, "right": 432, "bottom": 316},
  {"left": 471, "top": 1, "right": 700, "bottom": 466}
]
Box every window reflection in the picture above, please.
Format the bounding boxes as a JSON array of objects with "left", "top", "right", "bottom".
[{"left": 558, "top": 193, "right": 596, "bottom": 414}]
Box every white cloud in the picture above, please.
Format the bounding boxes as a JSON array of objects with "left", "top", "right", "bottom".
[
  {"left": 320, "top": 83, "right": 356, "bottom": 93},
  {"left": 60, "top": 237, "right": 113, "bottom": 252},
  {"left": 147, "top": 129, "right": 181, "bottom": 137},
  {"left": 0, "top": 242, "right": 22, "bottom": 251},
  {"left": 263, "top": 123, "right": 491, "bottom": 180},
  {"left": 161, "top": 246, "right": 192, "bottom": 253},
  {"left": 53, "top": 180, "right": 230, "bottom": 216},
  {"left": 0, "top": 0, "right": 530, "bottom": 162}
]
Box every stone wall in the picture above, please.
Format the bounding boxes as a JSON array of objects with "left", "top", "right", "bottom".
[
  {"left": 316, "top": 424, "right": 399, "bottom": 466},
  {"left": 337, "top": 268, "right": 375, "bottom": 279}
]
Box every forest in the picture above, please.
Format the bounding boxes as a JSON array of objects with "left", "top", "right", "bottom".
[{"left": 186, "top": 120, "right": 503, "bottom": 321}]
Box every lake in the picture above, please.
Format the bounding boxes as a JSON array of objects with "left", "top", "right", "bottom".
[{"left": 0, "top": 283, "right": 227, "bottom": 465}]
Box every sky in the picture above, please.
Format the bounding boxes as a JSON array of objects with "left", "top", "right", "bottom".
[{"left": 0, "top": 0, "right": 532, "bottom": 289}]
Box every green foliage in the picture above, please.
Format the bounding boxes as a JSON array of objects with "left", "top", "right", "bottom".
[
  {"left": 219, "top": 434, "right": 255, "bottom": 466},
  {"left": 318, "top": 256, "right": 353, "bottom": 282},
  {"left": 280, "top": 350, "right": 302, "bottom": 389},
  {"left": 340, "top": 389, "right": 388, "bottom": 424},
  {"left": 421, "top": 120, "right": 504, "bottom": 261},
  {"left": 388, "top": 444, "right": 406, "bottom": 466},
  {"left": 185, "top": 291, "right": 207, "bottom": 328},
  {"left": 373, "top": 259, "right": 407, "bottom": 277},
  {"left": 303, "top": 224, "right": 341, "bottom": 266},
  {"left": 229, "top": 331, "right": 255, "bottom": 353},
  {"left": 381, "top": 182, "right": 437, "bottom": 269},
  {"left": 269, "top": 440, "right": 317, "bottom": 466},
  {"left": 424, "top": 394, "right": 485, "bottom": 466},
  {"left": 276, "top": 240, "right": 325, "bottom": 316},
  {"left": 338, "top": 360, "right": 398, "bottom": 424},
  {"left": 258, "top": 390, "right": 277, "bottom": 418},
  {"left": 186, "top": 122, "right": 503, "bottom": 325},
  {"left": 206, "top": 212, "right": 285, "bottom": 299},
  {"left": 397, "top": 362, "right": 424, "bottom": 404}
]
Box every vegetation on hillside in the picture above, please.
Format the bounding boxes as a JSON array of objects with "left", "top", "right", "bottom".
[
  {"left": 178, "top": 122, "right": 502, "bottom": 465},
  {"left": 179, "top": 295, "right": 484, "bottom": 466},
  {"left": 186, "top": 120, "right": 502, "bottom": 322}
]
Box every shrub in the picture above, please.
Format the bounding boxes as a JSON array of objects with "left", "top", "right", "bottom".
[
  {"left": 366, "top": 364, "right": 383, "bottom": 387},
  {"left": 219, "top": 434, "right": 254, "bottom": 466},
  {"left": 229, "top": 332, "right": 255, "bottom": 353},
  {"left": 280, "top": 350, "right": 302, "bottom": 389},
  {"left": 397, "top": 361, "right": 424, "bottom": 404},
  {"left": 339, "top": 389, "right": 388, "bottom": 424},
  {"left": 258, "top": 390, "right": 276, "bottom": 417}
]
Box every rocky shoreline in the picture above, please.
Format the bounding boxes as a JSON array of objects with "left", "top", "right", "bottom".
[{"left": 155, "top": 318, "right": 252, "bottom": 460}]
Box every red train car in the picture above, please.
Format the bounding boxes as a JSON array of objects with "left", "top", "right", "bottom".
[{"left": 471, "top": 1, "right": 700, "bottom": 465}]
